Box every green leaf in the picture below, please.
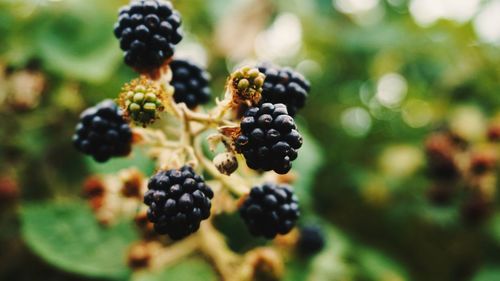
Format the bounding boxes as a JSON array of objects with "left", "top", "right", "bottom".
[
  {"left": 33, "top": 0, "right": 121, "bottom": 82},
  {"left": 293, "top": 126, "right": 325, "bottom": 211},
  {"left": 132, "top": 258, "right": 218, "bottom": 281},
  {"left": 86, "top": 147, "right": 156, "bottom": 176},
  {"left": 487, "top": 214, "right": 500, "bottom": 246},
  {"left": 355, "top": 247, "right": 409, "bottom": 281},
  {"left": 21, "top": 200, "right": 138, "bottom": 280},
  {"left": 285, "top": 223, "right": 353, "bottom": 281},
  {"left": 472, "top": 266, "right": 500, "bottom": 281}
]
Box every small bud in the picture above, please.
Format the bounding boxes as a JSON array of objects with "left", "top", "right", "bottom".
[
  {"left": 127, "top": 243, "right": 152, "bottom": 270},
  {"left": 143, "top": 102, "right": 156, "bottom": 112},
  {"left": 129, "top": 103, "right": 141, "bottom": 112},
  {"left": 237, "top": 79, "right": 250, "bottom": 91},
  {"left": 254, "top": 76, "right": 264, "bottom": 88},
  {"left": 0, "top": 176, "right": 19, "bottom": 205},
  {"left": 487, "top": 124, "right": 500, "bottom": 142},
  {"left": 83, "top": 176, "right": 105, "bottom": 199},
  {"left": 213, "top": 152, "right": 239, "bottom": 175},
  {"left": 245, "top": 248, "right": 284, "bottom": 281},
  {"left": 133, "top": 93, "right": 145, "bottom": 103},
  {"left": 135, "top": 85, "right": 146, "bottom": 93},
  {"left": 145, "top": 92, "right": 156, "bottom": 102},
  {"left": 248, "top": 68, "right": 260, "bottom": 79},
  {"left": 120, "top": 168, "right": 144, "bottom": 198},
  {"left": 470, "top": 151, "right": 497, "bottom": 175}
]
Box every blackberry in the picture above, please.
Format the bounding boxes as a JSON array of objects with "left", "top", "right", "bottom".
[
  {"left": 144, "top": 166, "right": 214, "bottom": 240},
  {"left": 170, "top": 59, "right": 211, "bottom": 109},
  {"left": 239, "top": 183, "right": 300, "bottom": 239},
  {"left": 72, "top": 100, "right": 132, "bottom": 162},
  {"left": 257, "top": 64, "right": 310, "bottom": 117},
  {"left": 114, "top": 0, "right": 183, "bottom": 70},
  {"left": 297, "top": 225, "right": 325, "bottom": 256},
  {"left": 235, "top": 103, "right": 303, "bottom": 174}
]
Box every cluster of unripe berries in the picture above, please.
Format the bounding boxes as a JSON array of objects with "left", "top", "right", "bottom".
[
  {"left": 119, "top": 77, "right": 166, "bottom": 126},
  {"left": 230, "top": 66, "right": 266, "bottom": 106},
  {"left": 73, "top": 0, "right": 314, "bottom": 243},
  {"left": 425, "top": 128, "right": 499, "bottom": 223}
]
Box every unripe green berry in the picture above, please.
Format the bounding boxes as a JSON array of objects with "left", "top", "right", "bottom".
[
  {"left": 145, "top": 93, "right": 156, "bottom": 102},
  {"left": 254, "top": 77, "right": 264, "bottom": 88},
  {"left": 241, "top": 66, "right": 251, "bottom": 74},
  {"left": 129, "top": 103, "right": 141, "bottom": 112},
  {"left": 143, "top": 102, "right": 156, "bottom": 112},
  {"left": 238, "top": 79, "right": 250, "bottom": 91},
  {"left": 234, "top": 71, "right": 244, "bottom": 79},
  {"left": 133, "top": 93, "right": 145, "bottom": 103},
  {"left": 248, "top": 69, "right": 259, "bottom": 79},
  {"left": 135, "top": 85, "right": 146, "bottom": 93}
]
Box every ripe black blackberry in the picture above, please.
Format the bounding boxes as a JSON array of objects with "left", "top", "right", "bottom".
[
  {"left": 72, "top": 100, "right": 132, "bottom": 162},
  {"left": 170, "top": 59, "right": 211, "bottom": 109},
  {"left": 257, "top": 64, "right": 310, "bottom": 117},
  {"left": 235, "top": 103, "right": 303, "bottom": 174},
  {"left": 239, "top": 183, "right": 300, "bottom": 239},
  {"left": 297, "top": 225, "right": 325, "bottom": 256},
  {"left": 143, "top": 166, "right": 214, "bottom": 240},
  {"left": 114, "top": 0, "right": 183, "bottom": 70}
]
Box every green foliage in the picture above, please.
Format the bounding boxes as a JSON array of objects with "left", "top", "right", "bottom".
[
  {"left": 21, "top": 201, "right": 138, "bottom": 280},
  {"left": 86, "top": 147, "right": 156, "bottom": 175},
  {"left": 132, "top": 258, "right": 218, "bottom": 281},
  {"left": 293, "top": 125, "right": 325, "bottom": 211},
  {"left": 1, "top": 0, "right": 500, "bottom": 280}
]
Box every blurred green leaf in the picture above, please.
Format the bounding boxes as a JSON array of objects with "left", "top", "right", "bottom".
[
  {"left": 472, "top": 266, "right": 500, "bottom": 281},
  {"left": 21, "top": 200, "right": 138, "bottom": 280},
  {"left": 285, "top": 223, "right": 353, "bottom": 281},
  {"left": 293, "top": 125, "right": 325, "bottom": 211},
  {"left": 132, "top": 258, "right": 218, "bottom": 281},
  {"left": 355, "top": 247, "right": 409, "bottom": 281},
  {"left": 86, "top": 147, "right": 156, "bottom": 176},
  {"left": 486, "top": 214, "right": 500, "bottom": 246},
  {"left": 33, "top": 0, "right": 121, "bottom": 82}
]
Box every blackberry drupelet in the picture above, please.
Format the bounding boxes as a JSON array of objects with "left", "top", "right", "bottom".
[
  {"left": 170, "top": 59, "right": 211, "bottom": 109},
  {"left": 114, "top": 0, "right": 183, "bottom": 70},
  {"left": 73, "top": 100, "right": 132, "bottom": 162},
  {"left": 144, "top": 166, "right": 214, "bottom": 240},
  {"left": 257, "top": 64, "right": 310, "bottom": 117},
  {"left": 240, "top": 183, "right": 300, "bottom": 239},
  {"left": 235, "top": 103, "right": 303, "bottom": 174},
  {"left": 297, "top": 225, "right": 325, "bottom": 256}
]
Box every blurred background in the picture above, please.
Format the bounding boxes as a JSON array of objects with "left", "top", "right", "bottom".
[{"left": 1, "top": 0, "right": 500, "bottom": 280}]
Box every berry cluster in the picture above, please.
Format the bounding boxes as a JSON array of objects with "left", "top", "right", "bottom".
[
  {"left": 170, "top": 59, "right": 211, "bottom": 109},
  {"left": 257, "top": 64, "right": 310, "bottom": 117},
  {"left": 239, "top": 183, "right": 300, "bottom": 239},
  {"left": 235, "top": 103, "right": 303, "bottom": 174},
  {"left": 144, "top": 166, "right": 214, "bottom": 240},
  {"left": 73, "top": 100, "right": 132, "bottom": 162},
  {"left": 114, "top": 0, "right": 183, "bottom": 70},
  {"left": 297, "top": 225, "right": 325, "bottom": 256},
  {"left": 119, "top": 77, "right": 166, "bottom": 126}
]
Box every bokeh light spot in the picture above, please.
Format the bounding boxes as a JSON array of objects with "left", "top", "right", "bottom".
[
  {"left": 341, "top": 107, "right": 372, "bottom": 137},
  {"left": 375, "top": 73, "right": 407, "bottom": 108}
]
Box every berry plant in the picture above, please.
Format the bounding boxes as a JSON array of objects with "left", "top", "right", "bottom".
[{"left": 71, "top": 0, "right": 322, "bottom": 279}]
